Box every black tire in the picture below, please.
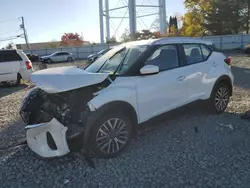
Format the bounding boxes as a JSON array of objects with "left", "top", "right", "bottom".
[
  {"left": 245, "top": 48, "right": 250, "bottom": 54},
  {"left": 89, "top": 110, "right": 133, "bottom": 158},
  {"left": 46, "top": 58, "right": 52, "bottom": 64},
  {"left": 67, "top": 57, "right": 73, "bottom": 62},
  {"left": 208, "top": 83, "right": 230, "bottom": 114},
  {"left": 20, "top": 87, "right": 46, "bottom": 124},
  {"left": 14, "top": 74, "right": 21, "bottom": 86},
  {"left": 7, "top": 74, "right": 21, "bottom": 86}
]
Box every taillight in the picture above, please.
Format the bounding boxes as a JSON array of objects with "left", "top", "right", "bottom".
[
  {"left": 224, "top": 56, "right": 232, "bottom": 65},
  {"left": 25, "top": 61, "right": 32, "bottom": 69}
]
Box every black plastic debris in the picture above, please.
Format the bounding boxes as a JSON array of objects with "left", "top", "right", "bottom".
[{"left": 241, "top": 110, "right": 250, "bottom": 120}]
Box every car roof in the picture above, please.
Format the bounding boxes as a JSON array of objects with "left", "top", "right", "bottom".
[
  {"left": 118, "top": 37, "right": 213, "bottom": 47},
  {"left": 152, "top": 37, "right": 213, "bottom": 45},
  {"left": 0, "top": 49, "right": 25, "bottom": 53}
]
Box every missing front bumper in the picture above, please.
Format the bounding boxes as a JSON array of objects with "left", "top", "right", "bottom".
[{"left": 25, "top": 118, "right": 70, "bottom": 158}]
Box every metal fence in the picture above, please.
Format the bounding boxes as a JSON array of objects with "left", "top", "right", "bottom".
[
  {"left": 199, "top": 34, "right": 250, "bottom": 51},
  {"left": 23, "top": 43, "right": 117, "bottom": 59},
  {"left": 24, "top": 34, "right": 250, "bottom": 59}
]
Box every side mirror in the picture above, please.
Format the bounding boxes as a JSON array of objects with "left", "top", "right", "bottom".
[{"left": 140, "top": 65, "right": 159, "bottom": 75}]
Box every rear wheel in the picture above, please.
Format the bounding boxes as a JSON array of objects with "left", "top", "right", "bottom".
[
  {"left": 89, "top": 111, "right": 133, "bottom": 158},
  {"left": 7, "top": 74, "right": 21, "bottom": 86},
  {"left": 209, "top": 83, "right": 230, "bottom": 114}
]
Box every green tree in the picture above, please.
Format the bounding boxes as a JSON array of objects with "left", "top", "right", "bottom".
[
  {"left": 120, "top": 29, "right": 162, "bottom": 42},
  {"left": 106, "top": 36, "right": 117, "bottom": 44},
  {"left": 181, "top": 0, "right": 212, "bottom": 36},
  {"left": 180, "top": 11, "right": 206, "bottom": 36},
  {"left": 183, "top": 0, "right": 249, "bottom": 35},
  {"left": 5, "top": 42, "right": 15, "bottom": 49},
  {"left": 168, "top": 16, "right": 178, "bottom": 34}
]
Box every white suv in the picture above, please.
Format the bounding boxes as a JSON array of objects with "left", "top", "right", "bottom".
[
  {"left": 20, "top": 38, "right": 234, "bottom": 158},
  {"left": 0, "top": 49, "right": 33, "bottom": 85}
]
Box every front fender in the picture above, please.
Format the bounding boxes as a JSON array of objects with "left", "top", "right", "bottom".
[{"left": 88, "top": 77, "right": 138, "bottom": 115}]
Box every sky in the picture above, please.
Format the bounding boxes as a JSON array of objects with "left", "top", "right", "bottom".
[{"left": 0, "top": 0, "right": 185, "bottom": 48}]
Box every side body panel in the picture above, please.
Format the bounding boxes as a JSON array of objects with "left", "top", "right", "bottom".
[
  {"left": 17, "top": 51, "right": 33, "bottom": 80},
  {"left": 200, "top": 52, "right": 234, "bottom": 99},
  {"left": 184, "top": 52, "right": 234, "bottom": 102},
  {"left": 135, "top": 67, "right": 188, "bottom": 123},
  {"left": 0, "top": 61, "right": 20, "bottom": 82},
  {"left": 89, "top": 77, "right": 139, "bottom": 121},
  {"left": 0, "top": 51, "right": 21, "bottom": 82}
]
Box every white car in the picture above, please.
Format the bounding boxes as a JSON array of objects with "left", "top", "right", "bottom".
[
  {"left": 20, "top": 37, "right": 234, "bottom": 158},
  {"left": 0, "top": 49, "right": 33, "bottom": 85},
  {"left": 40, "top": 51, "right": 75, "bottom": 63}
]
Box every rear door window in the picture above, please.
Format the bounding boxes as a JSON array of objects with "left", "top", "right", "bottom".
[
  {"left": 0, "top": 51, "right": 22, "bottom": 62},
  {"left": 183, "top": 44, "right": 203, "bottom": 65}
]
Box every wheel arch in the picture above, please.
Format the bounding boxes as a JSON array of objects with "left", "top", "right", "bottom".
[
  {"left": 210, "top": 75, "right": 233, "bottom": 97},
  {"left": 18, "top": 72, "right": 22, "bottom": 79},
  {"left": 83, "top": 100, "right": 138, "bottom": 148}
]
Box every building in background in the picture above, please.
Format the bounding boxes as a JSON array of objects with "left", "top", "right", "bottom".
[{"left": 16, "top": 40, "right": 90, "bottom": 50}]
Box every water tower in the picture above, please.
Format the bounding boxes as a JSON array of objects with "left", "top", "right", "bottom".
[{"left": 99, "top": 0, "right": 167, "bottom": 43}]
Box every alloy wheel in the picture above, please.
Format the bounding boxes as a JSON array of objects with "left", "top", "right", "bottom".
[
  {"left": 95, "top": 118, "right": 129, "bottom": 154},
  {"left": 214, "top": 87, "right": 229, "bottom": 111}
]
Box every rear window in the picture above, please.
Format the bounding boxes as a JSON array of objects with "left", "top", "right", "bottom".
[
  {"left": 208, "top": 44, "right": 220, "bottom": 52},
  {"left": 0, "top": 51, "right": 22, "bottom": 62},
  {"left": 200, "top": 44, "right": 212, "bottom": 60}
]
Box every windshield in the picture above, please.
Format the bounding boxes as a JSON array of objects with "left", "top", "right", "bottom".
[
  {"left": 51, "top": 52, "right": 59, "bottom": 56},
  {"left": 85, "top": 45, "right": 148, "bottom": 74},
  {"left": 97, "top": 49, "right": 108, "bottom": 55}
]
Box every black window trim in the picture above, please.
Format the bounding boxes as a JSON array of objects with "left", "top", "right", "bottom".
[
  {"left": 200, "top": 44, "right": 212, "bottom": 61},
  {"left": 181, "top": 43, "right": 212, "bottom": 66},
  {"left": 123, "top": 43, "right": 187, "bottom": 76}
]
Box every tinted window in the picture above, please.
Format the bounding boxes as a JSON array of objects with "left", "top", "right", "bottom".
[
  {"left": 56, "top": 52, "right": 64, "bottom": 56},
  {"left": 0, "top": 51, "right": 22, "bottom": 62},
  {"left": 201, "top": 44, "right": 212, "bottom": 60},
  {"left": 183, "top": 44, "right": 203, "bottom": 65},
  {"left": 145, "top": 45, "right": 179, "bottom": 71},
  {"left": 208, "top": 44, "right": 220, "bottom": 52},
  {"left": 61, "top": 52, "right": 70, "bottom": 55},
  {"left": 53, "top": 52, "right": 62, "bottom": 56}
]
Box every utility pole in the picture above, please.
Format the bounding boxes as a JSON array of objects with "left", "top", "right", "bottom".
[{"left": 20, "top": 17, "right": 30, "bottom": 50}]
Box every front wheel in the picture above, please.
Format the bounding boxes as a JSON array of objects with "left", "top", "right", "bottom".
[
  {"left": 209, "top": 83, "right": 230, "bottom": 114},
  {"left": 67, "top": 57, "right": 73, "bottom": 62},
  {"left": 89, "top": 111, "right": 133, "bottom": 158},
  {"left": 46, "top": 58, "right": 52, "bottom": 64}
]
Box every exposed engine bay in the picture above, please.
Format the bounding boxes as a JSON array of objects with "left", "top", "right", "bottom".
[{"left": 20, "top": 77, "right": 111, "bottom": 157}]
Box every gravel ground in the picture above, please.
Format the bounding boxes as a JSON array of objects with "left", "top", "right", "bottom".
[{"left": 0, "top": 58, "right": 250, "bottom": 188}]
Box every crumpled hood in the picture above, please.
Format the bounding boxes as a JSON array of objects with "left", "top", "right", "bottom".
[{"left": 31, "top": 66, "right": 109, "bottom": 93}]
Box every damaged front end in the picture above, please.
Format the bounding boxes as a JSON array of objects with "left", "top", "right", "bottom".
[{"left": 20, "top": 67, "right": 111, "bottom": 158}]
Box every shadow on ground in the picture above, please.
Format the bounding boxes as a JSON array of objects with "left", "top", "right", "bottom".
[
  {"left": 1, "top": 95, "right": 250, "bottom": 187},
  {"left": 0, "top": 84, "right": 28, "bottom": 98},
  {"left": 231, "top": 66, "right": 250, "bottom": 90}
]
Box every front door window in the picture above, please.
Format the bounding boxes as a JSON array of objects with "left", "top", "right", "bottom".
[{"left": 145, "top": 45, "right": 179, "bottom": 71}]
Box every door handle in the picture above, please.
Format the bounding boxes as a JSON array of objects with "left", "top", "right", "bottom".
[{"left": 177, "top": 76, "right": 186, "bottom": 81}]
